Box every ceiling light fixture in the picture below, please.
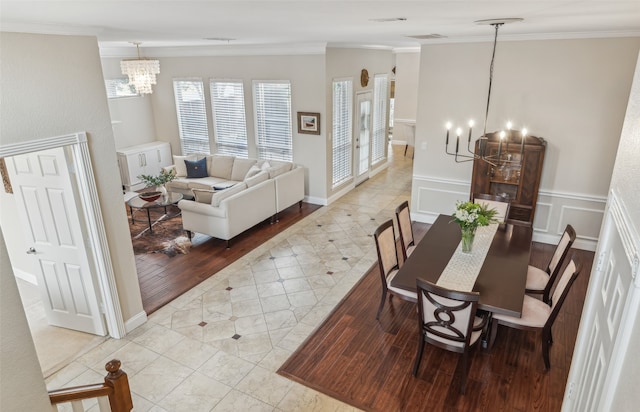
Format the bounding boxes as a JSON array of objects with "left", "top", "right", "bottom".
[
  {"left": 120, "top": 42, "right": 160, "bottom": 95},
  {"left": 369, "top": 17, "right": 407, "bottom": 23},
  {"left": 444, "top": 18, "right": 528, "bottom": 166}
]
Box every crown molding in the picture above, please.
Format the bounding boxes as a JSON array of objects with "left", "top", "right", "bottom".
[{"left": 99, "top": 42, "right": 328, "bottom": 58}]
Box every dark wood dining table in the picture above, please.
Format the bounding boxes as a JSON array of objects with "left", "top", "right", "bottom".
[{"left": 390, "top": 214, "right": 533, "bottom": 318}]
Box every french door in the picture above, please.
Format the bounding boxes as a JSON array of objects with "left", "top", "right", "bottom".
[{"left": 354, "top": 91, "right": 372, "bottom": 185}]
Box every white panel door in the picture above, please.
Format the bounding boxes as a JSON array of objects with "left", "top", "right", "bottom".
[
  {"left": 7, "top": 147, "right": 106, "bottom": 335},
  {"left": 564, "top": 198, "right": 633, "bottom": 410},
  {"left": 355, "top": 91, "right": 372, "bottom": 185}
]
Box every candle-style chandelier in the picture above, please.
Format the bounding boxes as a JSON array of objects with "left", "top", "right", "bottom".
[
  {"left": 444, "top": 18, "right": 528, "bottom": 167},
  {"left": 120, "top": 42, "right": 160, "bottom": 95}
]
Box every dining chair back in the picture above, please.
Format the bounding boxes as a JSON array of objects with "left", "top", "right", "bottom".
[
  {"left": 395, "top": 201, "right": 415, "bottom": 262},
  {"left": 373, "top": 219, "right": 417, "bottom": 320},
  {"left": 526, "top": 224, "right": 576, "bottom": 303},
  {"left": 490, "top": 256, "right": 582, "bottom": 370},
  {"left": 413, "top": 278, "right": 486, "bottom": 394},
  {"left": 472, "top": 193, "right": 510, "bottom": 224}
]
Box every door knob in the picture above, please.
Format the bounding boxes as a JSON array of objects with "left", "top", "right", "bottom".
[{"left": 26, "top": 247, "right": 37, "bottom": 255}]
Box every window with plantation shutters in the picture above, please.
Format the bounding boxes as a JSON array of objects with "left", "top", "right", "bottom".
[
  {"left": 210, "top": 80, "right": 248, "bottom": 158},
  {"left": 372, "top": 74, "right": 388, "bottom": 164},
  {"left": 173, "top": 79, "right": 210, "bottom": 154},
  {"left": 253, "top": 81, "right": 292, "bottom": 161},
  {"left": 332, "top": 78, "right": 353, "bottom": 188}
]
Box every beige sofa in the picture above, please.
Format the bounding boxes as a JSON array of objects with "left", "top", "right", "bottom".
[{"left": 164, "top": 154, "right": 305, "bottom": 246}]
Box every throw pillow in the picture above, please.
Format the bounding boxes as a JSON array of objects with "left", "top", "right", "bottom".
[
  {"left": 209, "top": 155, "right": 234, "bottom": 179},
  {"left": 192, "top": 188, "right": 215, "bottom": 204},
  {"left": 185, "top": 158, "right": 208, "bottom": 178},
  {"left": 211, "top": 182, "right": 248, "bottom": 207},
  {"left": 245, "top": 170, "right": 269, "bottom": 188},
  {"left": 244, "top": 164, "right": 262, "bottom": 180},
  {"left": 173, "top": 154, "right": 197, "bottom": 177},
  {"left": 231, "top": 158, "right": 257, "bottom": 181}
]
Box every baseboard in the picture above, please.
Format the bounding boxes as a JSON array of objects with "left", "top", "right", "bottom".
[
  {"left": 304, "top": 195, "right": 327, "bottom": 206},
  {"left": 124, "top": 310, "right": 148, "bottom": 334}
]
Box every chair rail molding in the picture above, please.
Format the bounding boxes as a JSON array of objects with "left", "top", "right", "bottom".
[{"left": 411, "top": 175, "right": 606, "bottom": 250}]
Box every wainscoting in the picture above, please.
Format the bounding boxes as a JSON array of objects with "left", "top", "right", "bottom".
[{"left": 410, "top": 175, "right": 606, "bottom": 251}]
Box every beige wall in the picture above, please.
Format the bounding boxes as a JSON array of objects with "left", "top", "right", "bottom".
[
  {"left": 0, "top": 33, "right": 144, "bottom": 328},
  {"left": 392, "top": 50, "right": 420, "bottom": 121},
  {"left": 101, "top": 53, "right": 328, "bottom": 201},
  {"left": 325, "top": 47, "right": 394, "bottom": 198},
  {"left": 411, "top": 37, "right": 640, "bottom": 249},
  {"left": 0, "top": 231, "right": 52, "bottom": 410}
]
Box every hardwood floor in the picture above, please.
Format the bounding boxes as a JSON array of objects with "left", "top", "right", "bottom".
[
  {"left": 135, "top": 202, "right": 321, "bottom": 314},
  {"left": 278, "top": 222, "right": 594, "bottom": 412}
]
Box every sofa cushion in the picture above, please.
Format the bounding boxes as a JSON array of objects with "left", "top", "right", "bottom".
[
  {"left": 192, "top": 188, "right": 215, "bottom": 204},
  {"left": 244, "top": 164, "right": 262, "bottom": 180},
  {"left": 185, "top": 158, "right": 208, "bottom": 178},
  {"left": 173, "top": 154, "right": 197, "bottom": 177},
  {"left": 211, "top": 182, "right": 247, "bottom": 207},
  {"left": 245, "top": 170, "right": 269, "bottom": 188},
  {"left": 266, "top": 161, "right": 293, "bottom": 179},
  {"left": 231, "top": 158, "right": 257, "bottom": 181},
  {"left": 209, "top": 155, "right": 235, "bottom": 179}
]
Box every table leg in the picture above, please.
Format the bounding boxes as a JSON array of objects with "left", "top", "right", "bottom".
[
  {"left": 146, "top": 209, "right": 152, "bottom": 233},
  {"left": 129, "top": 206, "right": 134, "bottom": 225}
]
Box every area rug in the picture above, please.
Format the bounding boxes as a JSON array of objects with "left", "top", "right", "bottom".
[{"left": 127, "top": 204, "right": 191, "bottom": 257}]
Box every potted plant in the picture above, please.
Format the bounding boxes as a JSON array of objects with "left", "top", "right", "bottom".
[
  {"left": 451, "top": 201, "right": 498, "bottom": 253},
  {"left": 138, "top": 169, "right": 176, "bottom": 199}
]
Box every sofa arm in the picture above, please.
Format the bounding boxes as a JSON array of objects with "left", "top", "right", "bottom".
[
  {"left": 177, "top": 199, "right": 226, "bottom": 218},
  {"left": 274, "top": 166, "right": 305, "bottom": 213}
]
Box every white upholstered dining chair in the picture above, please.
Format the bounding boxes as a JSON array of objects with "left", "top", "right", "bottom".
[
  {"left": 395, "top": 201, "right": 415, "bottom": 263},
  {"left": 489, "top": 256, "right": 582, "bottom": 370},
  {"left": 373, "top": 219, "right": 417, "bottom": 320},
  {"left": 413, "top": 278, "right": 487, "bottom": 394},
  {"left": 472, "top": 193, "right": 510, "bottom": 224},
  {"left": 526, "top": 224, "right": 576, "bottom": 303}
]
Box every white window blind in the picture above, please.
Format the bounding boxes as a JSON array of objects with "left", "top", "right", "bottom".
[
  {"left": 332, "top": 79, "right": 353, "bottom": 188},
  {"left": 210, "top": 80, "right": 248, "bottom": 158},
  {"left": 253, "top": 81, "right": 292, "bottom": 161},
  {"left": 372, "top": 74, "right": 388, "bottom": 164},
  {"left": 173, "top": 79, "right": 210, "bottom": 154}
]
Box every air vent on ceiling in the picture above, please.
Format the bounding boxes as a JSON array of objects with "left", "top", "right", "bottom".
[
  {"left": 369, "top": 17, "right": 407, "bottom": 23},
  {"left": 406, "top": 34, "right": 447, "bottom": 40},
  {"left": 204, "top": 37, "right": 236, "bottom": 42}
]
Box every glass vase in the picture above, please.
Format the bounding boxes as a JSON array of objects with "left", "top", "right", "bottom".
[{"left": 460, "top": 226, "right": 476, "bottom": 253}]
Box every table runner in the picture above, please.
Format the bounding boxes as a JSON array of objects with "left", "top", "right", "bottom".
[{"left": 436, "top": 223, "right": 499, "bottom": 291}]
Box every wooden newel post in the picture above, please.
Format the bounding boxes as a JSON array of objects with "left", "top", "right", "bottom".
[{"left": 104, "top": 359, "right": 133, "bottom": 412}]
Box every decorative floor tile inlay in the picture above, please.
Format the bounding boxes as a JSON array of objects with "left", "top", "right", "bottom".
[
  {"left": 229, "top": 316, "right": 238, "bottom": 321},
  {"left": 198, "top": 321, "right": 207, "bottom": 327},
  {"left": 226, "top": 287, "right": 233, "bottom": 291},
  {"left": 327, "top": 271, "right": 334, "bottom": 275},
  {"left": 232, "top": 334, "right": 241, "bottom": 340}
]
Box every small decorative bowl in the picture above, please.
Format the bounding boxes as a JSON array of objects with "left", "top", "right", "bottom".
[{"left": 139, "top": 191, "right": 161, "bottom": 202}]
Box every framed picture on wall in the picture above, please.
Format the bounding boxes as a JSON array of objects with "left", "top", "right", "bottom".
[{"left": 297, "top": 112, "right": 320, "bottom": 135}]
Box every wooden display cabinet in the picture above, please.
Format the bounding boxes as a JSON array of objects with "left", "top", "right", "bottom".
[{"left": 469, "top": 130, "right": 546, "bottom": 226}]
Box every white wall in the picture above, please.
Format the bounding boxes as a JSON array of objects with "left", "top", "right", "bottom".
[
  {"left": 0, "top": 231, "right": 52, "bottom": 411},
  {"left": 392, "top": 50, "right": 420, "bottom": 121},
  {"left": 101, "top": 59, "right": 158, "bottom": 150},
  {"left": 325, "top": 47, "right": 394, "bottom": 199},
  {"left": 0, "top": 33, "right": 144, "bottom": 326},
  {"left": 411, "top": 37, "right": 640, "bottom": 250},
  {"left": 107, "top": 53, "right": 328, "bottom": 201}
]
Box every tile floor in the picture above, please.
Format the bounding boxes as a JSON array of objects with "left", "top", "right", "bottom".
[{"left": 45, "top": 144, "right": 413, "bottom": 411}]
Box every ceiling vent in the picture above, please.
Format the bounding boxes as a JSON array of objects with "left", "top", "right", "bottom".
[
  {"left": 406, "top": 34, "right": 447, "bottom": 40},
  {"left": 204, "top": 37, "right": 236, "bottom": 42},
  {"left": 369, "top": 17, "right": 407, "bottom": 23}
]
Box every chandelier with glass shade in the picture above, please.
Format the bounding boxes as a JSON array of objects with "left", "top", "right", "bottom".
[{"left": 120, "top": 43, "right": 160, "bottom": 95}]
